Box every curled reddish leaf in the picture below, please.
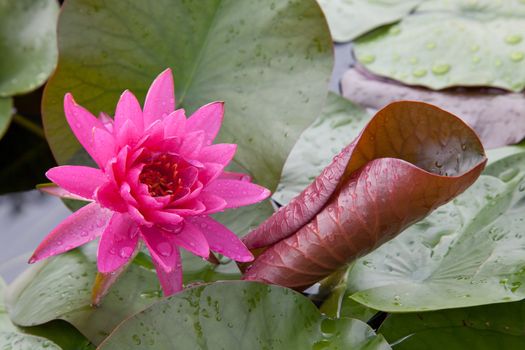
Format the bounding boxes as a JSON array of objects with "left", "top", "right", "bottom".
[{"left": 242, "top": 101, "right": 487, "bottom": 290}]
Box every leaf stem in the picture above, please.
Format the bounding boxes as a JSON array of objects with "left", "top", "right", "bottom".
[{"left": 12, "top": 114, "right": 45, "bottom": 139}]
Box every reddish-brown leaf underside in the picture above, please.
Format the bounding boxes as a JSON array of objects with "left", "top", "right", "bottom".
[{"left": 242, "top": 101, "right": 487, "bottom": 290}]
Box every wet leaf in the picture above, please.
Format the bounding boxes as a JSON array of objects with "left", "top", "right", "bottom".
[
  {"left": 317, "top": 0, "right": 422, "bottom": 42},
  {"left": 354, "top": 0, "right": 525, "bottom": 91},
  {"left": 347, "top": 150, "right": 525, "bottom": 311},
  {"left": 243, "top": 101, "right": 486, "bottom": 290},
  {"left": 380, "top": 300, "right": 525, "bottom": 349},
  {"left": 5, "top": 244, "right": 239, "bottom": 345},
  {"left": 0, "top": 0, "right": 58, "bottom": 96},
  {"left": 341, "top": 68, "right": 525, "bottom": 148},
  {"left": 42, "top": 0, "right": 333, "bottom": 191},
  {"left": 98, "top": 281, "right": 391, "bottom": 350}
]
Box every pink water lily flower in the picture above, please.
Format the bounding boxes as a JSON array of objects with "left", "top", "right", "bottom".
[{"left": 30, "top": 69, "right": 270, "bottom": 295}]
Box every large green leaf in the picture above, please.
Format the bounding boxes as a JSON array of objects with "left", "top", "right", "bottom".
[
  {"left": 273, "top": 92, "right": 372, "bottom": 205},
  {"left": 98, "top": 281, "right": 391, "bottom": 350},
  {"left": 0, "top": 97, "right": 12, "bottom": 138},
  {"left": 380, "top": 300, "right": 525, "bottom": 349},
  {"left": 42, "top": 0, "right": 333, "bottom": 190},
  {"left": 346, "top": 150, "right": 525, "bottom": 312},
  {"left": 5, "top": 243, "right": 246, "bottom": 345},
  {"left": 317, "top": 0, "right": 422, "bottom": 42},
  {"left": 354, "top": 0, "right": 525, "bottom": 91},
  {"left": 0, "top": 0, "right": 58, "bottom": 96},
  {"left": 1, "top": 278, "right": 93, "bottom": 350}
]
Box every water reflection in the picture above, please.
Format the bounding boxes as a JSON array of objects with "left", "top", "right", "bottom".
[{"left": 0, "top": 190, "right": 70, "bottom": 282}]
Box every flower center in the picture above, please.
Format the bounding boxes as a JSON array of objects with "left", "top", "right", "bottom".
[{"left": 139, "top": 154, "right": 182, "bottom": 197}]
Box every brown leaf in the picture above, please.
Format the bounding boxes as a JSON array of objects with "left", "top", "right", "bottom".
[{"left": 242, "top": 101, "right": 486, "bottom": 290}]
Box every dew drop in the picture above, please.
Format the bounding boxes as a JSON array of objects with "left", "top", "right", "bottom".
[
  {"left": 412, "top": 68, "right": 427, "bottom": 77},
  {"left": 505, "top": 34, "right": 522, "bottom": 45},
  {"left": 470, "top": 44, "right": 479, "bottom": 52},
  {"left": 472, "top": 56, "right": 481, "bottom": 63},
  {"left": 359, "top": 54, "right": 375, "bottom": 64},
  {"left": 510, "top": 52, "right": 524, "bottom": 62},
  {"left": 499, "top": 168, "right": 519, "bottom": 182},
  {"left": 119, "top": 246, "right": 134, "bottom": 258},
  {"left": 157, "top": 242, "right": 173, "bottom": 257},
  {"left": 431, "top": 64, "right": 450, "bottom": 75},
  {"left": 426, "top": 42, "right": 436, "bottom": 49},
  {"left": 495, "top": 58, "right": 503, "bottom": 67}
]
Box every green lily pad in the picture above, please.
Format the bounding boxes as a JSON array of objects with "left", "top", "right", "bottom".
[
  {"left": 380, "top": 300, "right": 525, "bottom": 349},
  {"left": 317, "top": 0, "right": 422, "bottom": 42},
  {"left": 354, "top": 0, "right": 525, "bottom": 91},
  {"left": 42, "top": 0, "right": 333, "bottom": 191},
  {"left": 0, "top": 97, "right": 12, "bottom": 138},
  {"left": 5, "top": 242, "right": 240, "bottom": 345},
  {"left": 98, "top": 281, "right": 391, "bottom": 350},
  {"left": 346, "top": 150, "right": 525, "bottom": 312},
  {"left": 1, "top": 277, "right": 93, "bottom": 350},
  {"left": 0, "top": 0, "right": 58, "bottom": 96},
  {"left": 273, "top": 92, "right": 372, "bottom": 205}
]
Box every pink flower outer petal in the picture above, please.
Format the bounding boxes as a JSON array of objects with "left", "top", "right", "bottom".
[
  {"left": 63, "top": 93, "right": 108, "bottom": 168},
  {"left": 143, "top": 68, "right": 175, "bottom": 127},
  {"left": 163, "top": 109, "right": 186, "bottom": 138},
  {"left": 140, "top": 226, "right": 186, "bottom": 271},
  {"left": 38, "top": 184, "right": 89, "bottom": 201},
  {"left": 97, "top": 213, "right": 140, "bottom": 273},
  {"left": 29, "top": 203, "right": 112, "bottom": 263},
  {"left": 171, "top": 222, "right": 210, "bottom": 258},
  {"left": 151, "top": 247, "right": 183, "bottom": 296},
  {"left": 114, "top": 90, "right": 144, "bottom": 132},
  {"left": 186, "top": 101, "right": 224, "bottom": 145},
  {"left": 46, "top": 166, "right": 106, "bottom": 200},
  {"left": 203, "top": 179, "right": 271, "bottom": 209},
  {"left": 219, "top": 171, "right": 252, "bottom": 182},
  {"left": 188, "top": 215, "right": 254, "bottom": 262},
  {"left": 198, "top": 144, "right": 236, "bottom": 166}
]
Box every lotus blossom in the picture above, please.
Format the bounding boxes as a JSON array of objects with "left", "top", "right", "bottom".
[{"left": 30, "top": 69, "right": 271, "bottom": 295}]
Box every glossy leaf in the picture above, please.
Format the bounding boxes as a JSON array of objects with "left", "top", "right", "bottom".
[
  {"left": 380, "top": 300, "right": 525, "bottom": 349},
  {"left": 273, "top": 92, "right": 372, "bottom": 205},
  {"left": 342, "top": 68, "right": 525, "bottom": 148},
  {"left": 0, "top": 0, "right": 58, "bottom": 96},
  {"left": 98, "top": 281, "right": 391, "bottom": 350},
  {"left": 354, "top": 0, "right": 525, "bottom": 91},
  {"left": 347, "top": 150, "right": 525, "bottom": 312},
  {"left": 6, "top": 243, "right": 244, "bottom": 345},
  {"left": 317, "top": 0, "right": 422, "bottom": 42},
  {"left": 243, "top": 101, "right": 486, "bottom": 290},
  {"left": 1, "top": 277, "right": 93, "bottom": 350},
  {"left": 0, "top": 97, "right": 12, "bottom": 139},
  {"left": 42, "top": 0, "right": 333, "bottom": 191}
]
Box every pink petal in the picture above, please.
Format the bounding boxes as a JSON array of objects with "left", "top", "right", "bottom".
[
  {"left": 198, "top": 144, "right": 236, "bottom": 166},
  {"left": 219, "top": 171, "right": 252, "bottom": 182},
  {"left": 140, "top": 226, "right": 182, "bottom": 271},
  {"left": 114, "top": 90, "right": 144, "bottom": 132},
  {"left": 98, "top": 112, "right": 114, "bottom": 132},
  {"left": 95, "top": 182, "right": 127, "bottom": 212},
  {"left": 46, "top": 166, "right": 106, "bottom": 200},
  {"left": 29, "top": 203, "right": 112, "bottom": 263},
  {"left": 198, "top": 192, "right": 227, "bottom": 214},
  {"left": 63, "top": 94, "right": 110, "bottom": 168},
  {"left": 163, "top": 109, "right": 187, "bottom": 138},
  {"left": 203, "top": 179, "right": 271, "bottom": 209},
  {"left": 143, "top": 68, "right": 175, "bottom": 127},
  {"left": 198, "top": 163, "right": 224, "bottom": 185},
  {"left": 188, "top": 216, "right": 254, "bottom": 262},
  {"left": 92, "top": 127, "right": 116, "bottom": 166},
  {"left": 179, "top": 131, "right": 205, "bottom": 158},
  {"left": 116, "top": 119, "right": 141, "bottom": 148},
  {"left": 97, "top": 212, "right": 139, "bottom": 273},
  {"left": 171, "top": 221, "right": 210, "bottom": 258},
  {"left": 144, "top": 209, "right": 183, "bottom": 227},
  {"left": 151, "top": 247, "right": 182, "bottom": 296},
  {"left": 38, "top": 184, "right": 89, "bottom": 201},
  {"left": 186, "top": 101, "right": 224, "bottom": 144}
]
